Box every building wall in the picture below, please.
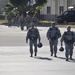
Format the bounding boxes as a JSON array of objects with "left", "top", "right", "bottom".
[
  {"left": 40, "top": 0, "right": 67, "bottom": 15},
  {"left": 40, "top": 0, "right": 75, "bottom": 20},
  {"left": 0, "top": 0, "right": 75, "bottom": 20}
]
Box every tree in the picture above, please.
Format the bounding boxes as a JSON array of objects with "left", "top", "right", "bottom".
[
  {"left": 9, "top": 0, "right": 29, "bottom": 7},
  {"left": 28, "top": 0, "right": 47, "bottom": 15},
  {"left": 35, "top": 0, "right": 47, "bottom": 6},
  {"left": 4, "top": 0, "right": 47, "bottom": 16}
]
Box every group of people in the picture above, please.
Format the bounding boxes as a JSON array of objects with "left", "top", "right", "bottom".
[
  {"left": 7, "top": 13, "right": 38, "bottom": 30},
  {"left": 26, "top": 22, "right": 75, "bottom": 61}
]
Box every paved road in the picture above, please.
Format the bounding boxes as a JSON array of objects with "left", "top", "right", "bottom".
[
  {"left": 0, "top": 25, "right": 50, "bottom": 46},
  {"left": 0, "top": 25, "right": 75, "bottom": 46},
  {"left": 0, "top": 25, "right": 75, "bottom": 75},
  {"left": 0, "top": 46, "right": 75, "bottom": 75}
]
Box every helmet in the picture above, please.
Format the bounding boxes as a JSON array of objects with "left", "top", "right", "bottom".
[
  {"left": 37, "top": 42, "right": 43, "bottom": 48},
  {"left": 59, "top": 47, "right": 64, "bottom": 52}
]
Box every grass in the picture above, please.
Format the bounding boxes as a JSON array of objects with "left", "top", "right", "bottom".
[
  {"left": 0, "top": 20, "right": 75, "bottom": 28},
  {"left": 39, "top": 20, "right": 75, "bottom": 28},
  {"left": 56, "top": 25, "right": 75, "bottom": 28},
  {"left": 39, "top": 20, "right": 54, "bottom": 23},
  {"left": 0, "top": 20, "right": 8, "bottom": 25}
]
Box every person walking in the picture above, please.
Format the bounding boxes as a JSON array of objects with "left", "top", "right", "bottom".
[
  {"left": 46, "top": 22, "right": 61, "bottom": 57},
  {"left": 7, "top": 14, "right": 12, "bottom": 27},
  {"left": 61, "top": 26, "right": 75, "bottom": 61},
  {"left": 25, "top": 14, "right": 31, "bottom": 30},
  {"left": 26, "top": 23, "right": 41, "bottom": 57},
  {"left": 31, "top": 14, "right": 38, "bottom": 26},
  {"left": 14, "top": 13, "right": 20, "bottom": 27},
  {"left": 19, "top": 14, "right": 25, "bottom": 30}
]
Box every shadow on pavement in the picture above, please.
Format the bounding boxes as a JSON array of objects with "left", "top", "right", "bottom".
[
  {"left": 56, "top": 56, "right": 66, "bottom": 60},
  {"left": 34, "top": 56, "right": 52, "bottom": 61},
  {"left": 56, "top": 56, "right": 75, "bottom": 63},
  {"left": 69, "top": 59, "right": 75, "bottom": 63}
]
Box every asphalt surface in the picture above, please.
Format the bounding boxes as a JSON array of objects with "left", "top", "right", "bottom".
[{"left": 0, "top": 25, "right": 75, "bottom": 75}]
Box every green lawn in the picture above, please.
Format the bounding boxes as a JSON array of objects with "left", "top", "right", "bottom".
[
  {"left": 0, "top": 20, "right": 75, "bottom": 28},
  {"left": 39, "top": 20, "right": 54, "bottom": 23},
  {"left": 39, "top": 20, "right": 75, "bottom": 28},
  {"left": 0, "top": 20, "right": 8, "bottom": 25}
]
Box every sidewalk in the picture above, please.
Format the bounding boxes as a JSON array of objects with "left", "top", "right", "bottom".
[{"left": 0, "top": 46, "right": 75, "bottom": 75}]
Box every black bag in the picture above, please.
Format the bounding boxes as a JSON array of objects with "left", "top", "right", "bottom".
[{"left": 49, "top": 27, "right": 61, "bottom": 40}]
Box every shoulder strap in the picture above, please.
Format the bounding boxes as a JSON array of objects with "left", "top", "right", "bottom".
[{"left": 64, "top": 31, "right": 67, "bottom": 35}]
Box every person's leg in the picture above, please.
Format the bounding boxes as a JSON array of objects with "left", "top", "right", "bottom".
[
  {"left": 26, "top": 23, "right": 30, "bottom": 30},
  {"left": 8, "top": 21, "right": 11, "bottom": 27},
  {"left": 65, "top": 44, "right": 69, "bottom": 61},
  {"left": 34, "top": 40, "right": 37, "bottom": 56},
  {"left": 29, "top": 40, "right": 33, "bottom": 57},
  {"left": 21, "top": 22, "right": 24, "bottom": 30},
  {"left": 50, "top": 40, "right": 53, "bottom": 56},
  {"left": 69, "top": 44, "right": 73, "bottom": 60},
  {"left": 54, "top": 39, "right": 58, "bottom": 57}
]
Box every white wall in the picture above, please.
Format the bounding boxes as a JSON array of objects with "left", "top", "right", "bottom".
[{"left": 40, "top": 0, "right": 68, "bottom": 15}]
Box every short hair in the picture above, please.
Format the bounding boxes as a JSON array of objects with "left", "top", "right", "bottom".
[
  {"left": 67, "top": 25, "right": 71, "bottom": 28},
  {"left": 51, "top": 22, "right": 55, "bottom": 25}
]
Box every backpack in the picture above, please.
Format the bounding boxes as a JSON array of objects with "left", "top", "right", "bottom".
[
  {"left": 28, "top": 28, "right": 38, "bottom": 40},
  {"left": 48, "top": 27, "right": 61, "bottom": 40},
  {"left": 63, "top": 31, "right": 74, "bottom": 44}
]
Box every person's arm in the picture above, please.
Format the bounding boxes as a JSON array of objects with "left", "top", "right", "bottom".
[
  {"left": 36, "top": 28, "right": 41, "bottom": 43},
  {"left": 26, "top": 36, "right": 28, "bottom": 43},
  {"left": 46, "top": 28, "right": 50, "bottom": 40},
  {"left": 73, "top": 32, "right": 75, "bottom": 42},
  {"left": 26, "top": 29, "right": 30, "bottom": 43},
  {"left": 58, "top": 28, "right": 61, "bottom": 38},
  {"left": 60, "top": 33, "right": 65, "bottom": 47}
]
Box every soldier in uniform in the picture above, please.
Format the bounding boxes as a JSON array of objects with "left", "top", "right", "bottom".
[
  {"left": 61, "top": 26, "right": 75, "bottom": 61},
  {"left": 26, "top": 23, "right": 41, "bottom": 57},
  {"left": 14, "top": 13, "right": 20, "bottom": 27},
  {"left": 7, "top": 13, "right": 12, "bottom": 27},
  {"left": 19, "top": 14, "right": 25, "bottom": 30},
  {"left": 25, "top": 14, "right": 31, "bottom": 30},
  {"left": 31, "top": 14, "right": 38, "bottom": 26},
  {"left": 46, "top": 23, "right": 61, "bottom": 57}
]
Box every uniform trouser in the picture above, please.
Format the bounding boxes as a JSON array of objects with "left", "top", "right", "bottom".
[
  {"left": 26, "top": 22, "right": 30, "bottom": 30},
  {"left": 20, "top": 22, "right": 24, "bottom": 30},
  {"left": 65, "top": 43, "right": 73, "bottom": 59},
  {"left": 8, "top": 21, "right": 12, "bottom": 27},
  {"left": 29, "top": 40, "right": 37, "bottom": 54},
  {"left": 49, "top": 39, "right": 58, "bottom": 54}
]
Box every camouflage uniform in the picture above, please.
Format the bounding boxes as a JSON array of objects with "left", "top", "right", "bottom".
[
  {"left": 19, "top": 14, "right": 25, "bottom": 30},
  {"left": 31, "top": 15, "right": 38, "bottom": 26},
  {"left": 26, "top": 24, "right": 41, "bottom": 57},
  {"left": 25, "top": 15, "right": 31, "bottom": 30},
  {"left": 61, "top": 26, "right": 75, "bottom": 61},
  {"left": 47, "top": 23, "right": 61, "bottom": 57},
  {"left": 7, "top": 14, "right": 12, "bottom": 27},
  {"left": 15, "top": 14, "right": 20, "bottom": 27}
]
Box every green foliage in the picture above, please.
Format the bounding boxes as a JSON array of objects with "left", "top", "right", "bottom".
[
  {"left": 5, "top": 4, "right": 14, "bottom": 11},
  {"left": 9, "top": 0, "right": 29, "bottom": 7},
  {"left": 35, "top": 0, "right": 47, "bottom": 6},
  {"left": 6, "top": 0, "right": 47, "bottom": 15},
  {"left": 4, "top": 4, "right": 14, "bottom": 15}
]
